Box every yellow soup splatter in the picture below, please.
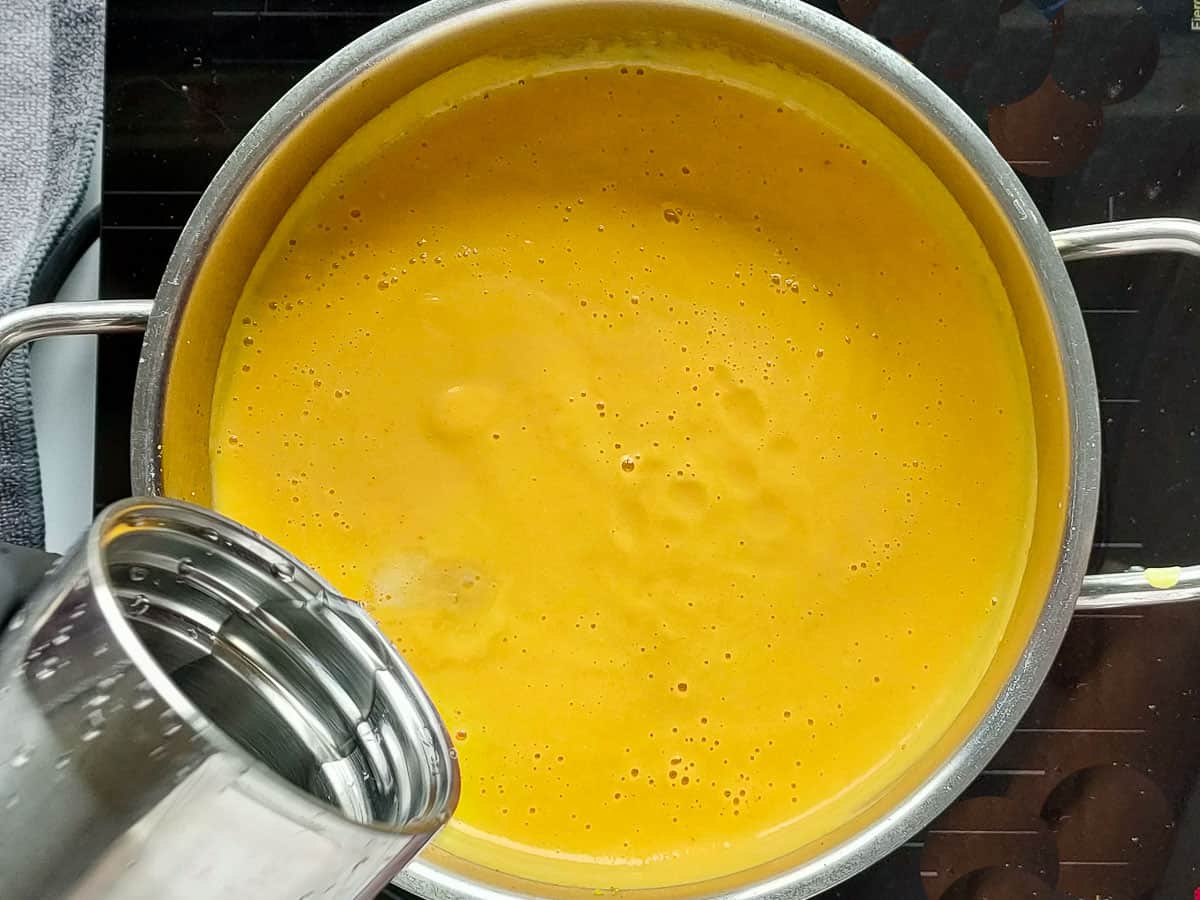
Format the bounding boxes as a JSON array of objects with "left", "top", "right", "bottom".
[{"left": 210, "top": 53, "right": 1036, "bottom": 890}]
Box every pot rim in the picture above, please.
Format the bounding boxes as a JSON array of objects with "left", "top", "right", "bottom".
[{"left": 130, "top": 1, "right": 1101, "bottom": 897}]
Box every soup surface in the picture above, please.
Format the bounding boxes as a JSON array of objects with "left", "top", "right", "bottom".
[{"left": 208, "top": 48, "right": 1037, "bottom": 890}]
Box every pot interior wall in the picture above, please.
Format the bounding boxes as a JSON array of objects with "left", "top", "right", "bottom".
[{"left": 157, "top": 1, "right": 1074, "bottom": 896}]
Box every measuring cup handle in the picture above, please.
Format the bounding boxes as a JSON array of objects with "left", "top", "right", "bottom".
[
  {"left": 1052, "top": 217, "right": 1200, "bottom": 611},
  {"left": 0, "top": 299, "right": 153, "bottom": 366}
]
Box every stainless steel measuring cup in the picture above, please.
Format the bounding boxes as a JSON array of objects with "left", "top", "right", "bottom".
[{"left": 0, "top": 497, "right": 459, "bottom": 900}]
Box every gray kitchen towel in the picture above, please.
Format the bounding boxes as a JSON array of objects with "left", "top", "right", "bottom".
[{"left": 0, "top": 0, "right": 105, "bottom": 547}]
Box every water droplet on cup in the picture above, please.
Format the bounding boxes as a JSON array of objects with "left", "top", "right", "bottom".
[
  {"left": 271, "top": 560, "right": 296, "bottom": 582},
  {"left": 127, "top": 595, "right": 150, "bottom": 617}
]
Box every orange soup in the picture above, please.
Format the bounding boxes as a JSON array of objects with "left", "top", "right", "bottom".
[{"left": 208, "top": 47, "right": 1036, "bottom": 890}]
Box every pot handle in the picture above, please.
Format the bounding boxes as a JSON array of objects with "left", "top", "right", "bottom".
[
  {"left": 1077, "top": 567, "right": 1200, "bottom": 611},
  {"left": 0, "top": 299, "right": 152, "bottom": 366},
  {"left": 3, "top": 224, "right": 1197, "bottom": 611},
  {"left": 1051, "top": 217, "right": 1200, "bottom": 611},
  {"left": 1052, "top": 216, "right": 1200, "bottom": 261}
]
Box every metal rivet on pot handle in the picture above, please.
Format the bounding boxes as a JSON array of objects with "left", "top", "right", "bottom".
[{"left": 1053, "top": 216, "right": 1200, "bottom": 611}]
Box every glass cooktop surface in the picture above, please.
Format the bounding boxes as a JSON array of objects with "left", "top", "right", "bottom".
[{"left": 102, "top": 2, "right": 1200, "bottom": 898}]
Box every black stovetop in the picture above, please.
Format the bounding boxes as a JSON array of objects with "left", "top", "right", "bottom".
[{"left": 102, "top": 2, "right": 1200, "bottom": 898}]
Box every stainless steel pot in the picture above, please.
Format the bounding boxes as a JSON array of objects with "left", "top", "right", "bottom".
[
  {"left": 2, "top": 1, "right": 1200, "bottom": 898},
  {"left": 0, "top": 497, "right": 458, "bottom": 900}
]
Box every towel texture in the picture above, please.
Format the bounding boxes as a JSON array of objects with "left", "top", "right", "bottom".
[{"left": 0, "top": 0, "right": 104, "bottom": 547}]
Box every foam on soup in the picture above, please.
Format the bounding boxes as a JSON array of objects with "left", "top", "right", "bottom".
[{"left": 208, "top": 48, "right": 1036, "bottom": 889}]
